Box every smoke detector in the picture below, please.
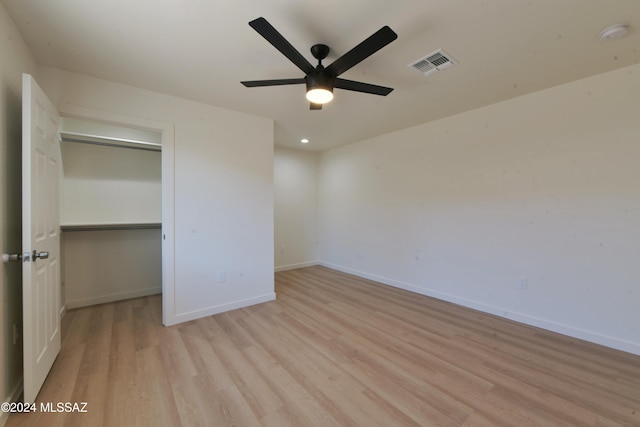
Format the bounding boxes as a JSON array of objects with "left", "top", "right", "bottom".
[
  {"left": 599, "top": 24, "right": 629, "bottom": 40},
  {"left": 408, "top": 49, "right": 457, "bottom": 77}
]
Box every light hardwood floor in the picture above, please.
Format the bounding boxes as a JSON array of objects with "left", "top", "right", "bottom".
[{"left": 6, "top": 266, "right": 640, "bottom": 426}]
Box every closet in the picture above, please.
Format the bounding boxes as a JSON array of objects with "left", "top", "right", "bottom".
[{"left": 59, "top": 117, "right": 162, "bottom": 308}]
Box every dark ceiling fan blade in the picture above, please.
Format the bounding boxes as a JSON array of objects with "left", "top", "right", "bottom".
[
  {"left": 249, "top": 17, "right": 315, "bottom": 74},
  {"left": 310, "top": 103, "right": 323, "bottom": 110},
  {"left": 241, "top": 78, "right": 306, "bottom": 87},
  {"left": 325, "top": 26, "right": 397, "bottom": 77},
  {"left": 334, "top": 78, "right": 394, "bottom": 96}
]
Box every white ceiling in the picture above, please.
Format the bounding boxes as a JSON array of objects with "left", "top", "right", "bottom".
[{"left": 3, "top": 0, "right": 639, "bottom": 151}]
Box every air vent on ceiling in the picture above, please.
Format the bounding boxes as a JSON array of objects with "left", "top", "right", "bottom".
[{"left": 408, "top": 49, "right": 457, "bottom": 77}]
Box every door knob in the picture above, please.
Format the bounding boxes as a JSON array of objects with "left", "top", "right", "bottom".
[
  {"left": 2, "top": 253, "right": 23, "bottom": 263},
  {"left": 32, "top": 250, "right": 49, "bottom": 261}
]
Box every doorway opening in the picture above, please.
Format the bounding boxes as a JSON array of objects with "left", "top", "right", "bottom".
[
  {"left": 56, "top": 109, "right": 175, "bottom": 325},
  {"left": 59, "top": 116, "right": 162, "bottom": 309}
]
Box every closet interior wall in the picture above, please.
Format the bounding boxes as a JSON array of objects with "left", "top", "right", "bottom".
[{"left": 59, "top": 117, "right": 163, "bottom": 309}]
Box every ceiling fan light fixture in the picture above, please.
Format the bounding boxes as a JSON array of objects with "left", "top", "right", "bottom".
[
  {"left": 305, "top": 71, "right": 334, "bottom": 104},
  {"left": 306, "top": 88, "right": 334, "bottom": 104}
]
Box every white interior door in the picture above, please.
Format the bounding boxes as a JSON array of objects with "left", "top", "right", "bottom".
[{"left": 22, "top": 73, "right": 61, "bottom": 404}]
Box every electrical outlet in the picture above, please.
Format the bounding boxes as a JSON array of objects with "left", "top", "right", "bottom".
[
  {"left": 517, "top": 277, "right": 528, "bottom": 290},
  {"left": 217, "top": 271, "right": 226, "bottom": 283}
]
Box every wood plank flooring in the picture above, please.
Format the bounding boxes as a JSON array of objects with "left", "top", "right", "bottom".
[{"left": 6, "top": 266, "right": 640, "bottom": 426}]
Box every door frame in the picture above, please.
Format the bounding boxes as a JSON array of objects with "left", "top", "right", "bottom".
[{"left": 58, "top": 105, "right": 177, "bottom": 326}]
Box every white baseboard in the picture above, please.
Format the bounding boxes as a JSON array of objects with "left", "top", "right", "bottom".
[
  {"left": 1, "top": 379, "right": 24, "bottom": 426},
  {"left": 275, "top": 261, "right": 319, "bottom": 272},
  {"left": 318, "top": 261, "right": 640, "bottom": 357},
  {"left": 65, "top": 287, "right": 162, "bottom": 309},
  {"left": 165, "top": 292, "right": 276, "bottom": 326}
]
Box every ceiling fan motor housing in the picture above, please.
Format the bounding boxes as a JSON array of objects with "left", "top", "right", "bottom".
[{"left": 305, "top": 67, "right": 335, "bottom": 93}]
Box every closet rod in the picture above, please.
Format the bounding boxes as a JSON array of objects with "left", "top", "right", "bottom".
[
  {"left": 61, "top": 133, "right": 161, "bottom": 152},
  {"left": 61, "top": 223, "right": 161, "bottom": 232}
]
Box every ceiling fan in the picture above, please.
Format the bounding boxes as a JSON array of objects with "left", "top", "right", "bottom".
[{"left": 241, "top": 17, "right": 398, "bottom": 110}]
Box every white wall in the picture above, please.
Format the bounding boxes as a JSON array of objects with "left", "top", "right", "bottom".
[
  {"left": 319, "top": 64, "right": 640, "bottom": 355},
  {"left": 63, "top": 229, "right": 162, "bottom": 308},
  {"left": 0, "top": 2, "right": 37, "bottom": 418},
  {"left": 60, "top": 142, "right": 161, "bottom": 225},
  {"left": 274, "top": 147, "right": 319, "bottom": 271},
  {"left": 37, "top": 66, "right": 275, "bottom": 324}
]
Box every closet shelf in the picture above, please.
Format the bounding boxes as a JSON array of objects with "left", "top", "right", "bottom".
[{"left": 61, "top": 223, "right": 161, "bottom": 232}]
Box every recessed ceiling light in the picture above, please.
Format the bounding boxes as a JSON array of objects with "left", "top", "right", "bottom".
[
  {"left": 599, "top": 24, "right": 629, "bottom": 41},
  {"left": 300, "top": 138, "right": 309, "bottom": 144}
]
